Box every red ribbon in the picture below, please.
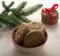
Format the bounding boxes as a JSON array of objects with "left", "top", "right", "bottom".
[{"left": 42, "top": 4, "right": 58, "bottom": 25}]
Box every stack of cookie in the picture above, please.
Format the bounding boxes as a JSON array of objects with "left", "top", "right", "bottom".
[
  {"left": 14, "top": 22, "right": 46, "bottom": 47},
  {"left": 41, "top": 10, "right": 59, "bottom": 25}
]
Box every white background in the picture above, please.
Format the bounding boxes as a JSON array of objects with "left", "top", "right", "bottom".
[{"left": 0, "top": 0, "right": 60, "bottom": 56}]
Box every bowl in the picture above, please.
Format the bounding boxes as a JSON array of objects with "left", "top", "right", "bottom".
[{"left": 11, "top": 26, "right": 48, "bottom": 53}]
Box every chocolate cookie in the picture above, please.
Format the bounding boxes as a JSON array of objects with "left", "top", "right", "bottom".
[
  {"left": 14, "top": 24, "right": 29, "bottom": 44},
  {"left": 23, "top": 30, "right": 45, "bottom": 47}
]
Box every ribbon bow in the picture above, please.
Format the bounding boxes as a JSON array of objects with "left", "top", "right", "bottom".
[{"left": 42, "top": 4, "right": 58, "bottom": 25}]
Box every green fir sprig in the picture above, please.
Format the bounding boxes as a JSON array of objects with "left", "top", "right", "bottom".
[
  {"left": 0, "top": 1, "right": 43, "bottom": 28},
  {"left": 21, "top": 4, "right": 43, "bottom": 16},
  {"left": 2, "top": 1, "right": 14, "bottom": 14}
]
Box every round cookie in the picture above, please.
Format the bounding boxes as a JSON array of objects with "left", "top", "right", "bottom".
[
  {"left": 23, "top": 30, "right": 45, "bottom": 47},
  {"left": 25, "top": 22, "right": 46, "bottom": 34},
  {"left": 14, "top": 24, "right": 29, "bottom": 44}
]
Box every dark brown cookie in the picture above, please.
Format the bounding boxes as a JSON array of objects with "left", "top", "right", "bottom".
[
  {"left": 14, "top": 24, "right": 29, "bottom": 44},
  {"left": 23, "top": 30, "right": 45, "bottom": 47}
]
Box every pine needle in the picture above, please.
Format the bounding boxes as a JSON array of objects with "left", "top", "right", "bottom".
[{"left": 21, "top": 4, "right": 43, "bottom": 16}]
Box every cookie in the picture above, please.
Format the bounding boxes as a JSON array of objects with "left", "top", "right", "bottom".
[
  {"left": 14, "top": 24, "right": 29, "bottom": 44},
  {"left": 41, "top": 10, "right": 59, "bottom": 25},
  {"left": 23, "top": 30, "right": 45, "bottom": 47},
  {"left": 26, "top": 22, "right": 46, "bottom": 34}
]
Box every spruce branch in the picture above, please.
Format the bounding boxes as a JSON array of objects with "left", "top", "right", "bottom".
[
  {"left": 0, "top": 1, "right": 43, "bottom": 29},
  {"left": 1, "top": 1, "right": 14, "bottom": 14},
  {"left": 9, "top": 14, "right": 23, "bottom": 25},
  {"left": 21, "top": 16, "right": 31, "bottom": 23},
  {"left": 21, "top": 4, "right": 43, "bottom": 16},
  {"left": 0, "top": 12, "right": 23, "bottom": 28},
  {"left": 11, "top": 10, "right": 31, "bottom": 23},
  {"left": 12, "top": 11, "right": 31, "bottom": 23},
  {"left": 2, "top": 1, "right": 7, "bottom": 9},
  {"left": 7, "top": 1, "right": 14, "bottom": 8},
  {"left": 2, "top": 1, "right": 14, "bottom": 9},
  {"left": 11, "top": 3, "right": 43, "bottom": 23},
  {"left": 18, "top": 16, "right": 31, "bottom": 23},
  {"left": 11, "top": 1, "right": 27, "bottom": 16},
  {"left": 0, "top": 13, "right": 17, "bottom": 28},
  {"left": 16, "top": 1, "right": 27, "bottom": 11}
]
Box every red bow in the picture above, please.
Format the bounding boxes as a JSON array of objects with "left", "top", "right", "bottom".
[{"left": 42, "top": 4, "right": 58, "bottom": 25}]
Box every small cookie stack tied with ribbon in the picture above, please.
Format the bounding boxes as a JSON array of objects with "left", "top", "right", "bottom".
[{"left": 41, "top": 4, "right": 59, "bottom": 25}]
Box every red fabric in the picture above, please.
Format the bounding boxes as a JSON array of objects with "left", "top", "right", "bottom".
[{"left": 42, "top": 4, "right": 58, "bottom": 25}]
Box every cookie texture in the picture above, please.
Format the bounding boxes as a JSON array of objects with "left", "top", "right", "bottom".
[
  {"left": 41, "top": 10, "right": 59, "bottom": 25},
  {"left": 23, "top": 30, "right": 45, "bottom": 47},
  {"left": 14, "top": 22, "right": 46, "bottom": 47},
  {"left": 26, "top": 22, "right": 46, "bottom": 34},
  {"left": 14, "top": 24, "right": 29, "bottom": 44}
]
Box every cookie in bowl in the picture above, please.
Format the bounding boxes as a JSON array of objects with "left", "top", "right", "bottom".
[
  {"left": 11, "top": 22, "right": 48, "bottom": 53},
  {"left": 23, "top": 30, "right": 45, "bottom": 47}
]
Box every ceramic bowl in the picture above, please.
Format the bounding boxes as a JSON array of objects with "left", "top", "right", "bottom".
[{"left": 11, "top": 26, "right": 48, "bottom": 53}]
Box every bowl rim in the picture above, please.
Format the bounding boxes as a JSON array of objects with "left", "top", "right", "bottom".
[{"left": 11, "top": 26, "right": 48, "bottom": 49}]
